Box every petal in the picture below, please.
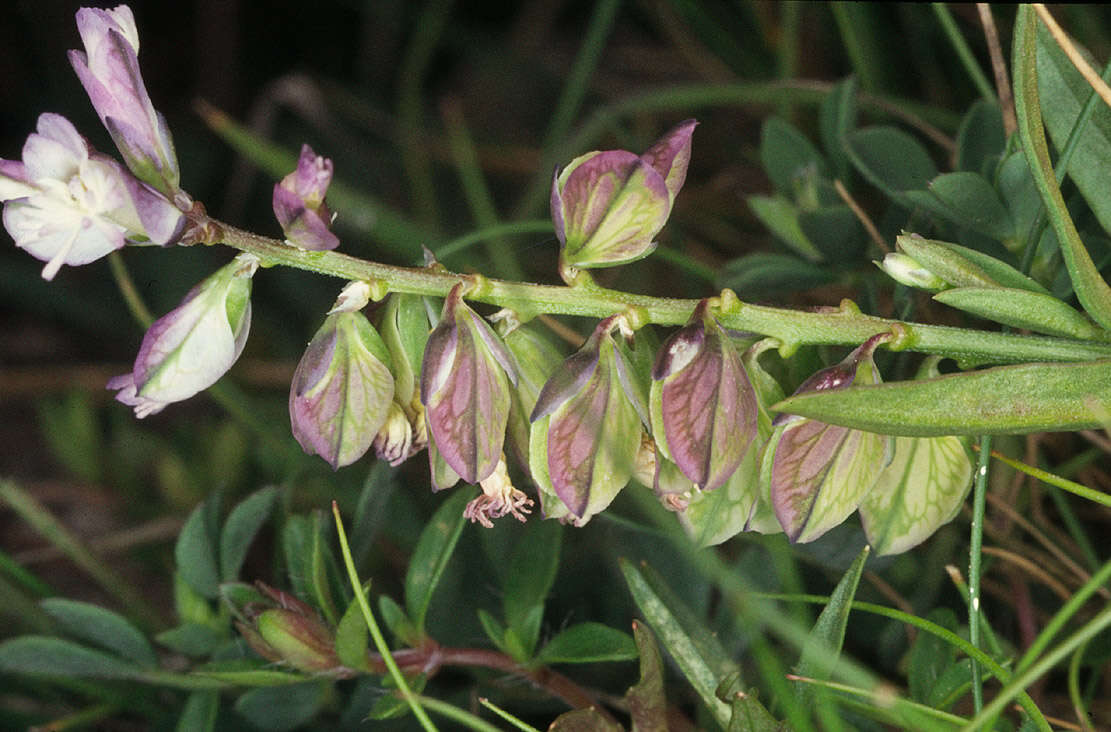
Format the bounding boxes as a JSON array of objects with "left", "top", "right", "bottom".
[
  {"left": 558, "top": 150, "right": 640, "bottom": 251},
  {"left": 639, "top": 119, "right": 697, "bottom": 203}
]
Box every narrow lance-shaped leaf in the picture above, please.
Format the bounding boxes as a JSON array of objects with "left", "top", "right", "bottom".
[{"left": 1013, "top": 5, "right": 1111, "bottom": 329}]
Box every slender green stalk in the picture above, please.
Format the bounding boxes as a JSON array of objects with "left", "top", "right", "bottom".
[
  {"left": 0, "top": 546, "right": 54, "bottom": 598},
  {"left": 435, "top": 220, "right": 553, "bottom": 262},
  {"left": 414, "top": 695, "right": 504, "bottom": 732},
  {"left": 36, "top": 703, "right": 120, "bottom": 732},
  {"left": 831, "top": 3, "right": 883, "bottom": 92},
  {"left": 968, "top": 435, "right": 992, "bottom": 713},
  {"left": 332, "top": 502, "right": 437, "bottom": 732},
  {"left": 987, "top": 450, "right": 1111, "bottom": 509},
  {"left": 212, "top": 219, "right": 1111, "bottom": 364},
  {"left": 107, "top": 252, "right": 154, "bottom": 326},
  {"left": 932, "top": 4, "right": 996, "bottom": 103},
  {"left": 541, "top": 0, "right": 621, "bottom": 153},
  {"left": 945, "top": 568, "right": 1004, "bottom": 659},
  {"left": 1045, "top": 483, "right": 1102, "bottom": 572},
  {"left": 1014, "top": 555, "right": 1111, "bottom": 676},
  {"left": 397, "top": 0, "right": 454, "bottom": 229},
  {"left": 0, "top": 480, "right": 164, "bottom": 632},
  {"left": 441, "top": 100, "right": 523, "bottom": 280},
  {"left": 1068, "top": 641, "right": 1095, "bottom": 732},
  {"left": 963, "top": 604, "right": 1111, "bottom": 731},
  {"left": 787, "top": 674, "right": 968, "bottom": 728},
  {"left": 478, "top": 698, "right": 543, "bottom": 732}
]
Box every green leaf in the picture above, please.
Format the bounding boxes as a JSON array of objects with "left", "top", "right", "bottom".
[
  {"left": 798, "top": 205, "right": 865, "bottom": 262},
  {"left": 193, "top": 660, "right": 306, "bottom": 686},
  {"left": 306, "top": 510, "right": 342, "bottom": 626},
  {"left": 40, "top": 598, "right": 156, "bottom": 667},
  {"left": 908, "top": 608, "right": 959, "bottom": 703},
  {"left": 747, "top": 195, "right": 824, "bottom": 261},
  {"left": 620, "top": 560, "right": 732, "bottom": 727},
  {"left": 773, "top": 359, "right": 1111, "bottom": 436},
  {"left": 727, "top": 689, "right": 782, "bottom": 732},
  {"left": 845, "top": 126, "right": 938, "bottom": 198},
  {"left": 760, "top": 116, "right": 827, "bottom": 193},
  {"left": 535, "top": 622, "right": 638, "bottom": 664},
  {"left": 220, "top": 486, "right": 279, "bottom": 581},
  {"left": 335, "top": 595, "right": 370, "bottom": 672},
  {"left": 175, "top": 499, "right": 221, "bottom": 599},
  {"left": 1014, "top": 6, "right": 1111, "bottom": 329},
  {"left": 859, "top": 436, "right": 973, "bottom": 556},
  {"left": 37, "top": 391, "right": 103, "bottom": 484},
  {"left": 920, "top": 238, "right": 1050, "bottom": 295},
  {"left": 281, "top": 515, "right": 312, "bottom": 602},
  {"left": 1036, "top": 21, "right": 1111, "bottom": 239},
  {"left": 477, "top": 608, "right": 510, "bottom": 656},
  {"left": 796, "top": 547, "right": 869, "bottom": 692},
  {"left": 378, "top": 594, "right": 418, "bottom": 647},
  {"left": 404, "top": 487, "right": 470, "bottom": 634},
  {"left": 934, "top": 287, "right": 1105, "bottom": 340},
  {"left": 156, "top": 623, "right": 225, "bottom": 657},
  {"left": 626, "top": 621, "right": 666, "bottom": 732},
  {"left": 718, "top": 252, "right": 835, "bottom": 299},
  {"left": 350, "top": 462, "right": 399, "bottom": 564},
  {"left": 233, "top": 681, "right": 328, "bottom": 732},
  {"left": 176, "top": 691, "right": 219, "bottom": 732},
  {"left": 174, "top": 572, "right": 216, "bottom": 627},
  {"left": 956, "top": 100, "right": 1006, "bottom": 175},
  {"left": 549, "top": 707, "right": 624, "bottom": 732},
  {"left": 0, "top": 636, "right": 139, "bottom": 679},
  {"left": 926, "top": 172, "right": 1015, "bottom": 240},
  {"left": 503, "top": 519, "right": 561, "bottom": 659},
  {"left": 929, "top": 659, "right": 974, "bottom": 709},
  {"left": 819, "top": 76, "right": 859, "bottom": 181}
]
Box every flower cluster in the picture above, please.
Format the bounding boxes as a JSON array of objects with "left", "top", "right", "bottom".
[{"left": 3, "top": 6, "right": 973, "bottom": 552}]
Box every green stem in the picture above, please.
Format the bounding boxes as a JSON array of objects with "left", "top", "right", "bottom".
[
  {"left": 212, "top": 219, "right": 1111, "bottom": 364},
  {"left": 968, "top": 435, "right": 992, "bottom": 713},
  {"left": 332, "top": 502, "right": 437, "bottom": 732},
  {"left": 1068, "top": 641, "right": 1094, "bottom": 732},
  {"left": 108, "top": 252, "right": 154, "bottom": 326},
  {"left": 477, "top": 698, "right": 543, "bottom": 732},
  {"left": 0, "top": 479, "right": 165, "bottom": 632},
  {"left": 414, "top": 695, "right": 505, "bottom": 732},
  {"left": 987, "top": 450, "right": 1111, "bottom": 509},
  {"left": 434, "top": 220, "right": 553, "bottom": 262},
  {"left": 962, "top": 604, "right": 1111, "bottom": 731},
  {"left": 787, "top": 674, "right": 968, "bottom": 728},
  {"left": 932, "top": 3, "right": 996, "bottom": 103}
]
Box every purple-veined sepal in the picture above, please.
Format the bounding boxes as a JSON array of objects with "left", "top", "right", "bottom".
[
  {"left": 529, "top": 316, "right": 645, "bottom": 522},
  {"left": 107, "top": 253, "right": 257, "bottom": 417},
  {"left": 420, "top": 284, "right": 518, "bottom": 484},
  {"left": 551, "top": 120, "right": 696, "bottom": 269},
  {"left": 761, "top": 334, "right": 894, "bottom": 543},
  {"left": 649, "top": 299, "right": 758, "bottom": 490},
  {"left": 858, "top": 358, "right": 973, "bottom": 555},
  {"left": 502, "top": 322, "right": 566, "bottom": 481}
]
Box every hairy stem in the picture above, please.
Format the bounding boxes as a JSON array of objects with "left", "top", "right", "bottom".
[{"left": 206, "top": 216, "right": 1111, "bottom": 365}]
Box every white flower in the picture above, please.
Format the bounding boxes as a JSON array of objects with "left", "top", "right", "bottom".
[{"left": 1, "top": 113, "right": 183, "bottom": 280}]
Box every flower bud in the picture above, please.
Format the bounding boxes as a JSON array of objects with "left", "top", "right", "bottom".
[
  {"left": 420, "top": 284, "right": 518, "bottom": 484},
  {"left": 68, "top": 6, "right": 179, "bottom": 194},
  {"left": 108, "top": 253, "right": 257, "bottom": 417},
  {"left": 2, "top": 113, "right": 184, "bottom": 280},
  {"left": 763, "top": 334, "right": 894, "bottom": 543},
  {"left": 529, "top": 316, "right": 647, "bottom": 521},
  {"left": 892, "top": 233, "right": 997, "bottom": 290},
  {"left": 289, "top": 307, "right": 395, "bottom": 469},
  {"left": 234, "top": 583, "right": 347, "bottom": 675},
  {"left": 551, "top": 120, "right": 696, "bottom": 269},
  {"left": 272, "top": 144, "right": 340, "bottom": 251},
  {"left": 650, "top": 299, "right": 758, "bottom": 490},
  {"left": 877, "top": 252, "right": 948, "bottom": 291}
]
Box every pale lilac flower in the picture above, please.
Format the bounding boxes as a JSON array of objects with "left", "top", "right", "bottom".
[
  {"left": 551, "top": 119, "right": 696, "bottom": 269},
  {"left": 68, "top": 5, "right": 179, "bottom": 194},
  {"left": 273, "top": 145, "right": 340, "bottom": 251},
  {"left": 108, "top": 253, "right": 258, "bottom": 417},
  {"left": 1, "top": 113, "right": 183, "bottom": 280}
]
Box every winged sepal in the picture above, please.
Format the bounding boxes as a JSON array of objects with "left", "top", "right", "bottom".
[
  {"left": 502, "top": 323, "right": 566, "bottom": 479},
  {"left": 529, "top": 316, "right": 643, "bottom": 522},
  {"left": 289, "top": 310, "right": 395, "bottom": 469},
  {"left": 421, "top": 284, "right": 518, "bottom": 484},
  {"left": 551, "top": 120, "right": 696, "bottom": 269},
  {"left": 650, "top": 299, "right": 758, "bottom": 490},
  {"left": 764, "top": 334, "right": 893, "bottom": 542}
]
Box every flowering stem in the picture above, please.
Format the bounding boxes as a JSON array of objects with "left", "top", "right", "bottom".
[
  {"left": 209, "top": 217, "right": 1111, "bottom": 364},
  {"left": 968, "top": 435, "right": 992, "bottom": 714}
]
